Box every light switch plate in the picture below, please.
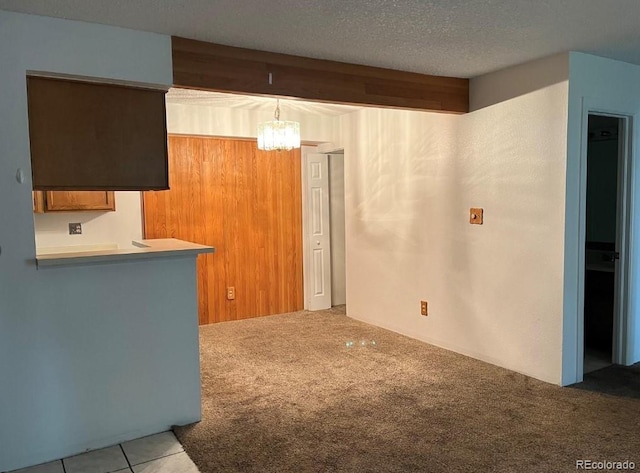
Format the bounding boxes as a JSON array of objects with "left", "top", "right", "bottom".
[
  {"left": 420, "top": 300, "right": 428, "bottom": 316},
  {"left": 469, "top": 208, "right": 483, "bottom": 225}
]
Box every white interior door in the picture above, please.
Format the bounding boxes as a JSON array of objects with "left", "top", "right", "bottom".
[{"left": 305, "top": 153, "right": 332, "bottom": 310}]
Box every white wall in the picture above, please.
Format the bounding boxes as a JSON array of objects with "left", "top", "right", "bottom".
[
  {"left": 0, "top": 11, "right": 203, "bottom": 472},
  {"left": 34, "top": 192, "right": 143, "bottom": 250},
  {"left": 167, "top": 102, "right": 341, "bottom": 143},
  {"left": 329, "top": 154, "right": 347, "bottom": 306},
  {"left": 341, "top": 54, "right": 569, "bottom": 384},
  {"left": 562, "top": 52, "right": 640, "bottom": 384}
]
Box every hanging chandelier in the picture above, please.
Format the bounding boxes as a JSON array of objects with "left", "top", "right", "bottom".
[{"left": 257, "top": 99, "right": 300, "bottom": 151}]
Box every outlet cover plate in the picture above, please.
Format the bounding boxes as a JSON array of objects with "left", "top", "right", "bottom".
[
  {"left": 68, "top": 222, "right": 82, "bottom": 235},
  {"left": 470, "top": 208, "right": 483, "bottom": 225}
]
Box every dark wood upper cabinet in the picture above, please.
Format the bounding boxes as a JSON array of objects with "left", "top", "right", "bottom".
[{"left": 27, "top": 75, "right": 169, "bottom": 191}]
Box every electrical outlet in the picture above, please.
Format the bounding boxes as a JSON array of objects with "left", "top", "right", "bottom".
[
  {"left": 421, "top": 300, "right": 428, "bottom": 316},
  {"left": 227, "top": 286, "right": 236, "bottom": 300},
  {"left": 68, "top": 223, "right": 82, "bottom": 235}
]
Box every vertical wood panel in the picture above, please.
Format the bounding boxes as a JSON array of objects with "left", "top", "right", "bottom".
[{"left": 143, "top": 135, "right": 303, "bottom": 324}]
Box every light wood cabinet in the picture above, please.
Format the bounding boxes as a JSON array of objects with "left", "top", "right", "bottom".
[{"left": 33, "top": 191, "right": 115, "bottom": 213}]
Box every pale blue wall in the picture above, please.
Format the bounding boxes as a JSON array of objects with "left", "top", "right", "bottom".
[{"left": 0, "top": 10, "right": 201, "bottom": 471}]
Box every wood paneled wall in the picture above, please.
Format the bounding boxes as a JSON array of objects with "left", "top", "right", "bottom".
[
  {"left": 172, "top": 36, "right": 469, "bottom": 113},
  {"left": 143, "top": 136, "right": 303, "bottom": 324}
]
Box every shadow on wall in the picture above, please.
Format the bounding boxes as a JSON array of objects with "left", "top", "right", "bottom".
[{"left": 470, "top": 52, "right": 569, "bottom": 111}]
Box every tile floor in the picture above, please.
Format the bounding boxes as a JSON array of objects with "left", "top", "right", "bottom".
[
  {"left": 584, "top": 347, "right": 613, "bottom": 374},
  {"left": 10, "top": 431, "right": 200, "bottom": 473}
]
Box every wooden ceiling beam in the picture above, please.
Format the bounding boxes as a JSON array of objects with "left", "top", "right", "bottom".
[{"left": 171, "top": 36, "right": 468, "bottom": 114}]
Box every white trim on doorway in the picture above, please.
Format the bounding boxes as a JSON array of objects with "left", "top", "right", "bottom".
[
  {"left": 301, "top": 144, "right": 346, "bottom": 311},
  {"left": 572, "top": 98, "right": 637, "bottom": 383}
]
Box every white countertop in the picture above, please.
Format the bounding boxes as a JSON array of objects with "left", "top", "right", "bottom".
[{"left": 36, "top": 238, "right": 215, "bottom": 268}]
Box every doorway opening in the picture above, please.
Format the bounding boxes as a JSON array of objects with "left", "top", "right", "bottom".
[
  {"left": 328, "top": 151, "right": 346, "bottom": 308},
  {"left": 302, "top": 149, "right": 347, "bottom": 311},
  {"left": 583, "top": 114, "right": 629, "bottom": 374}
]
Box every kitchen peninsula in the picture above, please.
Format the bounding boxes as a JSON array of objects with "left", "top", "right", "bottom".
[
  {"left": 36, "top": 238, "right": 213, "bottom": 267},
  {"left": 18, "top": 235, "right": 215, "bottom": 470}
]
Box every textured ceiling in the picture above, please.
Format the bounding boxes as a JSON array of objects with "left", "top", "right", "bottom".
[
  {"left": 2, "top": 0, "right": 640, "bottom": 78},
  {"left": 167, "top": 88, "right": 362, "bottom": 115}
]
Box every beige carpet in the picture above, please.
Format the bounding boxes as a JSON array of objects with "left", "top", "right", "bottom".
[{"left": 174, "top": 307, "right": 640, "bottom": 473}]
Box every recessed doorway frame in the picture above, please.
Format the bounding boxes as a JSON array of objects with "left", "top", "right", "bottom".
[
  {"left": 575, "top": 100, "right": 636, "bottom": 382},
  {"left": 301, "top": 143, "right": 346, "bottom": 311}
]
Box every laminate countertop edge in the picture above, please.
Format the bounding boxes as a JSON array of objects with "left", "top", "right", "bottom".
[{"left": 35, "top": 238, "right": 215, "bottom": 268}]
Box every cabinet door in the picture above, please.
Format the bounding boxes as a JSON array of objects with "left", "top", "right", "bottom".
[
  {"left": 33, "top": 191, "right": 45, "bottom": 213},
  {"left": 35, "top": 191, "right": 116, "bottom": 212},
  {"left": 27, "top": 75, "right": 169, "bottom": 190}
]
